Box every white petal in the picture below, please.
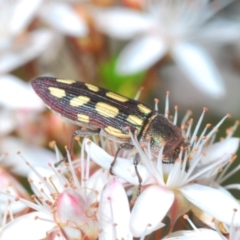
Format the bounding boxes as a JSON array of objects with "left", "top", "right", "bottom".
[
  {"left": 39, "top": 2, "right": 88, "bottom": 36},
  {"left": 0, "top": 169, "right": 29, "bottom": 214},
  {"left": 83, "top": 139, "right": 155, "bottom": 185},
  {"left": 197, "top": 19, "right": 240, "bottom": 44},
  {"left": 0, "top": 212, "right": 55, "bottom": 240},
  {"left": 0, "top": 137, "right": 56, "bottom": 176},
  {"left": 0, "top": 29, "right": 54, "bottom": 74},
  {"left": 0, "top": 109, "right": 16, "bottom": 135},
  {"left": 165, "top": 229, "right": 222, "bottom": 240},
  {"left": 0, "top": 75, "right": 45, "bottom": 110},
  {"left": 56, "top": 190, "right": 98, "bottom": 239},
  {"left": 86, "top": 168, "right": 110, "bottom": 201},
  {"left": 9, "top": 0, "right": 42, "bottom": 35},
  {"left": 99, "top": 177, "right": 132, "bottom": 240},
  {"left": 130, "top": 185, "right": 174, "bottom": 237},
  {"left": 191, "top": 205, "right": 216, "bottom": 230},
  {"left": 160, "top": 65, "right": 240, "bottom": 117},
  {"left": 117, "top": 35, "right": 167, "bottom": 74},
  {"left": 191, "top": 184, "right": 234, "bottom": 229},
  {"left": 94, "top": 7, "right": 154, "bottom": 39},
  {"left": 201, "top": 138, "right": 239, "bottom": 164},
  {"left": 172, "top": 42, "right": 225, "bottom": 98},
  {"left": 180, "top": 183, "right": 240, "bottom": 226}
]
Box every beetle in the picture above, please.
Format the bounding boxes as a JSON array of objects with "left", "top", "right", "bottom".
[{"left": 32, "top": 77, "right": 186, "bottom": 192}]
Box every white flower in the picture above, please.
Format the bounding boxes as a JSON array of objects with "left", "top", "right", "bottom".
[
  {"left": 0, "top": 0, "right": 55, "bottom": 74},
  {"left": 84, "top": 106, "right": 240, "bottom": 237},
  {"left": 0, "top": 0, "right": 54, "bottom": 74},
  {"left": 0, "top": 75, "right": 44, "bottom": 111},
  {"left": 7, "top": 0, "right": 88, "bottom": 37},
  {"left": 0, "top": 137, "right": 57, "bottom": 176},
  {"left": 0, "top": 154, "right": 30, "bottom": 219},
  {"left": 94, "top": 0, "right": 240, "bottom": 98},
  {"left": 0, "top": 0, "right": 89, "bottom": 75},
  {"left": 0, "top": 142, "right": 133, "bottom": 239}
]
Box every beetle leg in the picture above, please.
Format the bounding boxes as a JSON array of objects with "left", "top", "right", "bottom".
[
  {"left": 110, "top": 143, "right": 142, "bottom": 195},
  {"left": 133, "top": 153, "right": 142, "bottom": 196},
  {"left": 54, "top": 128, "right": 100, "bottom": 167},
  {"left": 110, "top": 143, "right": 133, "bottom": 174}
]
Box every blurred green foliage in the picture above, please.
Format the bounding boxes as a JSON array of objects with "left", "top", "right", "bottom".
[{"left": 99, "top": 56, "right": 146, "bottom": 98}]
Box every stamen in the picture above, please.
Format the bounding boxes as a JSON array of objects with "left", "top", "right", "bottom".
[
  {"left": 181, "top": 110, "right": 192, "bottom": 129},
  {"left": 139, "top": 224, "right": 151, "bottom": 240},
  {"left": 230, "top": 208, "right": 238, "bottom": 240},
  {"left": 173, "top": 105, "right": 178, "bottom": 125},
  {"left": 199, "top": 114, "right": 230, "bottom": 149},
  {"left": 218, "top": 160, "right": 240, "bottom": 184},
  {"left": 154, "top": 98, "right": 159, "bottom": 112},
  {"left": 134, "top": 86, "right": 144, "bottom": 100},
  {"left": 185, "top": 118, "right": 193, "bottom": 140},
  {"left": 0, "top": 192, "right": 44, "bottom": 212},
  {"left": 183, "top": 214, "right": 200, "bottom": 232},
  {"left": 226, "top": 120, "right": 239, "bottom": 139},
  {"left": 165, "top": 91, "right": 170, "bottom": 118},
  {"left": 195, "top": 123, "right": 212, "bottom": 148},
  {"left": 34, "top": 215, "right": 55, "bottom": 223},
  {"left": 186, "top": 155, "right": 231, "bottom": 183},
  {"left": 190, "top": 108, "right": 208, "bottom": 145},
  {"left": 18, "top": 153, "right": 55, "bottom": 194}
]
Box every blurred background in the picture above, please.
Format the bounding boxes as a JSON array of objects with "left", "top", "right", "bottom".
[{"left": 1, "top": 0, "right": 240, "bottom": 197}]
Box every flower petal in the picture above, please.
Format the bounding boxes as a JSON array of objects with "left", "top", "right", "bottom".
[
  {"left": 172, "top": 42, "right": 225, "bottom": 98},
  {"left": 180, "top": 183, "right": 240, "bottom": 226},
  {"left": 0, "top": 109, "right": 16, "bottom": 135},
  {"left": 39, "top": 2, "right": 88, "bottom": 36},
  {"left": 94, "top": 7, "right": 154, "bottom": 39},
  {"left": 197, "top": 19, "right": 240, "bottom": 44},
  {"left": 9, "top": 0, "right": 42, "bottom": 35},
  {"left": 99, "top": 177, "right": 132, "bottom": 240},
  {"left": 0, "top": 29, "right": 54, "bottom": 74},
  {"left": 130, "top": 185, "right": 174, "bottom": 237},
  {"left": 0, "top": 168, "right": 30, "bottom": 214},
  {"left": 165, "top": 229, "right": 222, "bottom": 239},
  {"left": 116, "top": 35, "right": 167, "bottom": 74},
  {"left": 86, "top": 168, "right": 110, "bottom": 201},
  {"left": 201, "top": 138, "right": 239, "bottom": 165},
  {"left": 0, "top": 75, "right": 44, "bottom": 110},
  {"left": 83, "top": 139, "right": 155, "bottom": 185},
  {"left": 0, "top": 137, "right": 56, "bottom": 176},
  {"left": 57, "top": 189, "right": 98, "bottom": 239},
  {"left": 0, "top": 212, "right": 56, "bottom": 240}
]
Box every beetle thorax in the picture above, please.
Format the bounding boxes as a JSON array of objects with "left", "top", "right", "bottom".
[{"left": 139, "top": 114, "right": 184, "bottom": 162}]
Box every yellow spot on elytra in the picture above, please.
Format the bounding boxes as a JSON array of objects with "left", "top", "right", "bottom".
[
  {"left": 95, "top": 102, "right": 119, "bottom": 118},
  {"left": 138, "top": 104, "right": 151, "bottom": 114},
  {"left": 70, "top": 96, "right": 90, "bottom": 107},
  {"left": 48, "top": 87, "right": 66, "bottom": 98},
  {"left": 127, "top": 115, "right": 143, "bottom": 126},
  {"left": 57, "top": 79, "right": 76, "bottom": 84},
  {"left": 105, "top": 126, "right": 130, "bottom": 138},
  {"left": 85, "top": 83, "right": 99, "bottom": 92},
  {"left": 106, "top": 92, "right": 128, "bottom": 102},
  {"left": 77, "top": 114, "right": 89, "bottom": 123}
]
